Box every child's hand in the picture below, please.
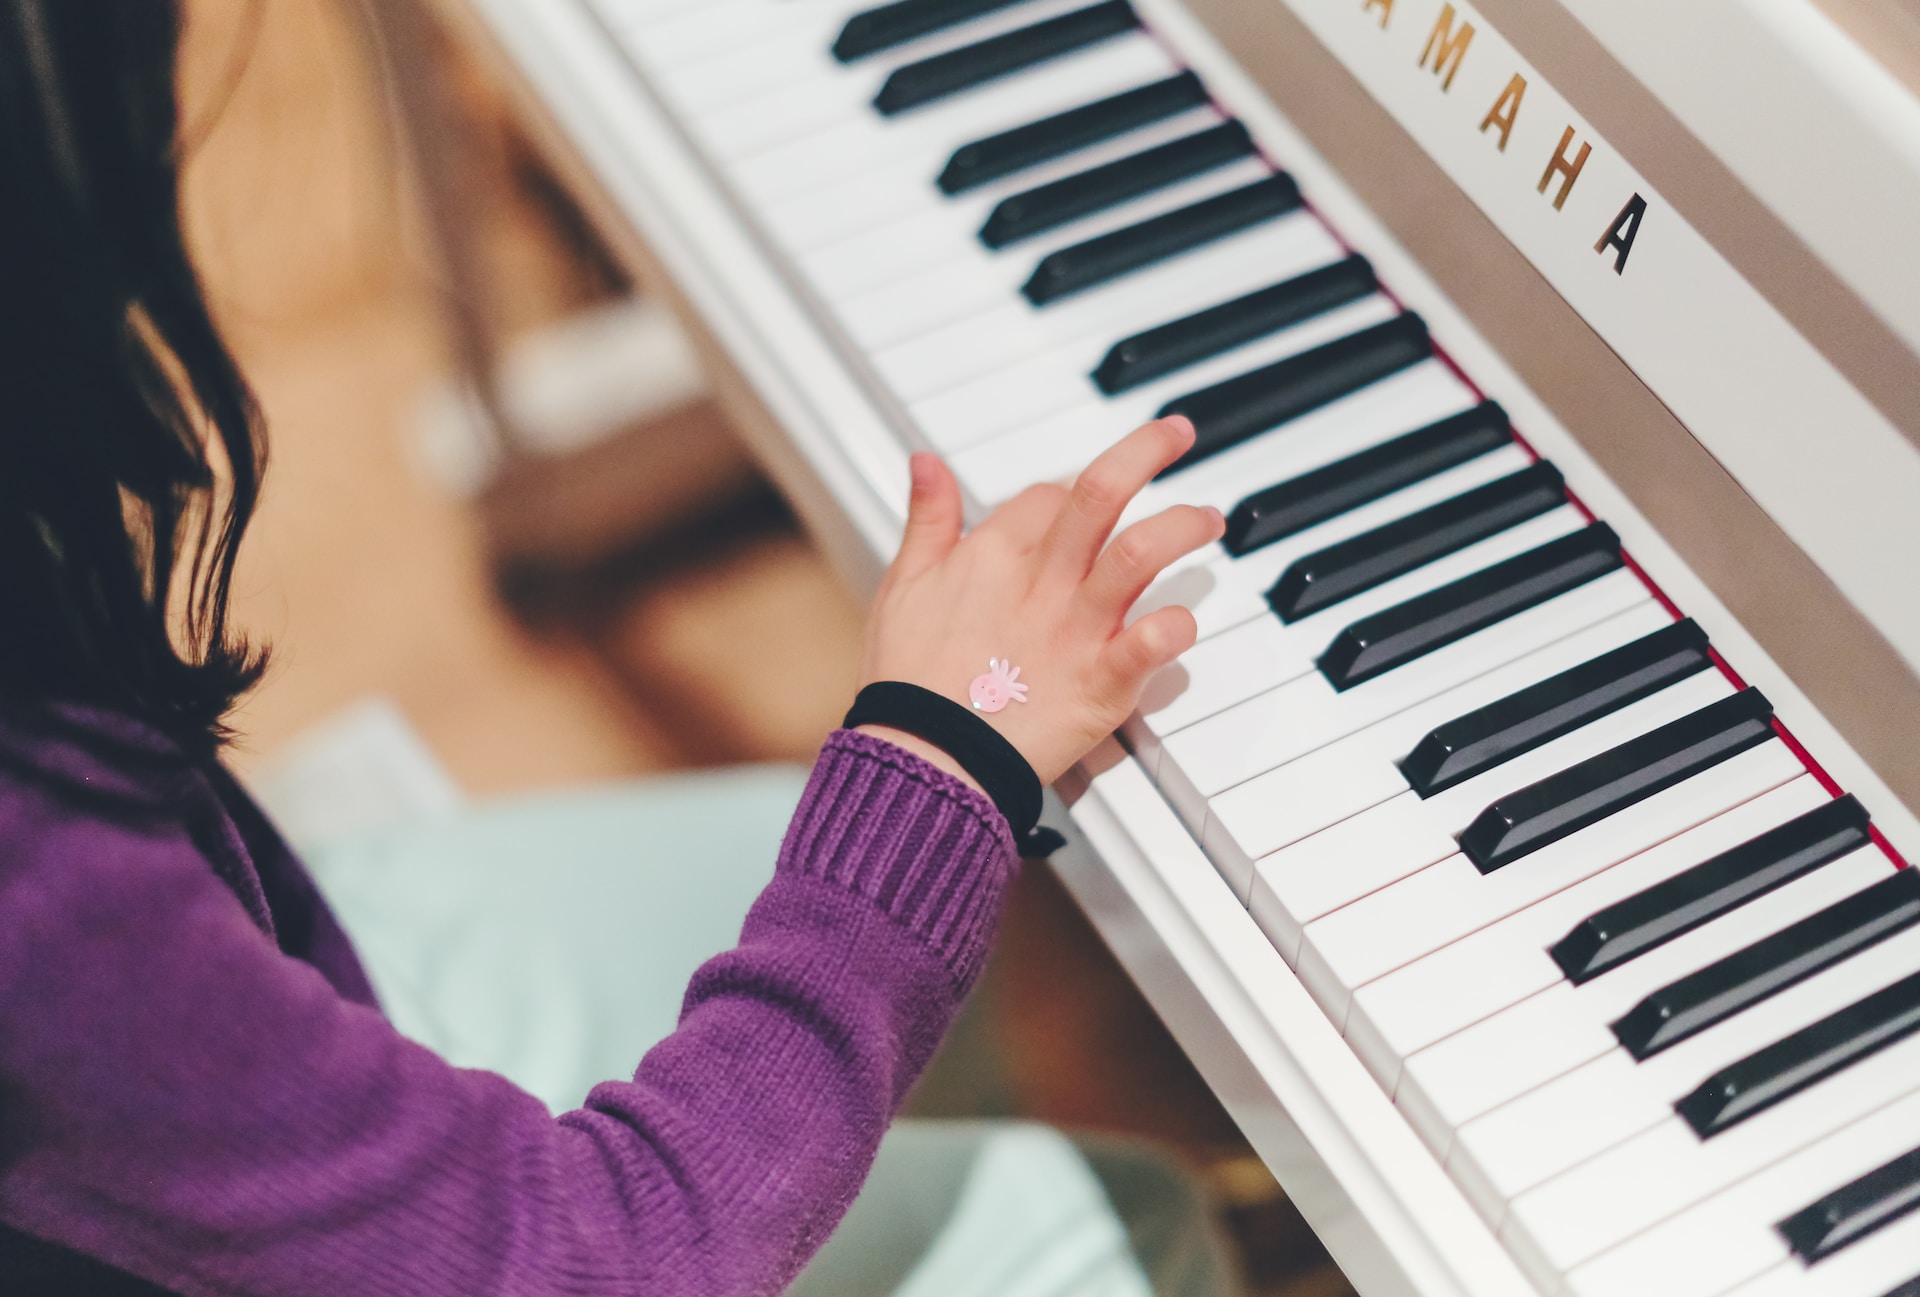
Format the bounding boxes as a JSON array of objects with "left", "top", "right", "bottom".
[{"left": 858, "top": 416, "right": 1225, "bottom": 787}]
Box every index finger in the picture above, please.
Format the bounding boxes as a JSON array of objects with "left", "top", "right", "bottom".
[{"left": 1038, "top": 416, "right": 1195, "bottom": 583}]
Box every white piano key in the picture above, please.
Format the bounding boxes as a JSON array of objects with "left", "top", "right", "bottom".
[
  {"left": 1209, "top": 601, "right": 1674, "bottom": 887},
  {"left": 769, "top": 170, "right": 964, "bottom": 257},
  {"left": 661, "top": 39, "right": 843, "bottom": 120},
  {"left": 913, "top": 286, "right": 1392, "bottom": 453},
  {"left": 1255, "top": 791, "right": 1460, "bottom": 945},
  {"left": 1130, "top": 616, "right": 1306, "bottom": 743},
  {"left": 688, "top": 4, "right": 1103, "bottom": 162},
  {"left": 953, "top": 354, "right": 1474, "bottom": 507},
  {"left": 1344, "top": 777, "right": 1835, "bottom": 1093},
  {"left": 839, "top": 156, "right": 1273, "bottom": 351},
  {"left": 868, "top": 214, "right": 1344, "bottom": 401},
  {"left": 1565, "top": 1086, "right": 1920, "bottom": 1297},
  {"left": 589, "top": 0, "right": 712, "bottom": 29},
  {"left": 912, "top": 247, "right": 1367, "bottom": 459},
  {"left": 1145, "top": 360, "right": 1481, "bottom": 511},
  {"left": 1147, "top": 505, "right": 1594, "bottom": 822},
  {"left": 1123, "top": 445, "right": 1546, "bottom": 791},
  {"left": 1254, "top": 670, "right": 1736, "bottom": 977},
  {"left": 726, "top": 35, "right": 1179, "bottom": 206},
  {"left": 656, "top": 0, "right": 1063, "bottom": 120},
  {"left": 643, "top": 21, "right": 870, "bottom": 116},
  {"left": 786, "top": 107, "right": 1225, "bottom": 286},
  {"left": 1137, "top": 444, "right": 1538, "bottom": 641},
  {"left": 1213, "top": 731, "right": 1418, "bottom": 893},
  {"left": 1286, "top": 739, "right": 1807, "bottom": 1024},
  {"left": 621, "top": 0, "right": 846, "bottom": 72},
  {"left": 1159, "top": 561, "right": 1646, "bottom": 816},
  {"left": 1722, "top": 1267, "right": 1810, "bottom": 1297},
  {"left": 1719, "top": 1212, "right": 1920, "bottom": 1297},
  {"left": 696, "top": 65, "right": 887, "bottom": 160},
  {"left": 1449, "top": 924, "right": 1920, "bottom": 1225},
  {"left": 1166, "top": 574, "right": 1651, "bottom": 857},
  {"left": 1499, "top": 1028, "right": 1920, "bottom": 1284},
  {"left": 763, "top": 101, "right": 1229, "bottom": 259},
  {"left": 659, "top": 0, "right": 1099, "bottom": 122},
  {"left": 1397, "top": 845, "right": 1891, "bottom": 1157}
]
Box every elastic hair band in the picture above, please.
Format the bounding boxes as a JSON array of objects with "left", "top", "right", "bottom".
[{"left": 844, "top": 682, "right": 1066, "bottom": 858}]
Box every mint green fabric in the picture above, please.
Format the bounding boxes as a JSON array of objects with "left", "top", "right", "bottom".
[
  {"left": 304, "top": 768, "right": 805, "bottom": 1113},
  {"left": 302, "top": 771, "right": 1237, "bottom": 1297}
]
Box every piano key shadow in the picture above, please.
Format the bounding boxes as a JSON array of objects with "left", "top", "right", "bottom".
[{"left": 1130, "top": 560, "right": 1220, "bottom": 626}]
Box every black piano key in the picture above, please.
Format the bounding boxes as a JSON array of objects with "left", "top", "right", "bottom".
[
  {"left": 1890, "top": 1279, "right": 1920, "bottom": 1297},
  {"left": 1267, "top": 461, "right": 1566, "bottom": 624},
  {"left": 1154, "top": 313, "right": 1431, "bottom": 474},
  {"left": 1682, "top": 969, "right": 1920, "bottom": 1141},
  {"left": 1317, "top": 523, "right": 1623, "bottom": 693},
  {"left": 1779, "top": 1138, "right": 1920, "bottom": 1262},
  {"left": 1460, "top": 688, "right": 1775, "bottom": 877},
  {"left": 834, "top": 0, "right": 1026, "bottom": 62},
  {"left": 1222, "top": 401, "right": 1512, "bottom": 556},
  {"left": 1774, "top": 1143, "right": 1920, "bottom": 1258},
  {"left": 940, "top": 72, "right": 1210, "bottom": 195},
  {"left": 1552, "top": 795, "right": 1873, "bottom": 985},
  {"left": 1611, "top": 865, "right": 1920, "bottom": 1061},
  {"left": 1093, "top": 253, "right": 1378, "bottom": 395},
  {"left": 1401, "top": 618, "right": 1713, "bottom": 799},
  {"left": 1022, "top": 173, "right": 1301, "bottom": 305},
  {"left": 875, "top": 1, "right": 1140, "bottom": 116},
  {"left": 1780, "top": 1139, "right": 1920, "bottom": 1261},
  {"left": 980, "top": 120, "right": 1255, "bottom": 248}
]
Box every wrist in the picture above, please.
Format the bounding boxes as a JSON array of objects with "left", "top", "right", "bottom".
[
  {"left": 845, "top": 685, "right": 1061, "bottom": 857},
  {"left": 854, "top": 724, "right": 986, "bottom": 795}
]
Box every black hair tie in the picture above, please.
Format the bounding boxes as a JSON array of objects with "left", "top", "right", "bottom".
[{"left": 844, "top": 682, "right": 1067, "bottom": 858}]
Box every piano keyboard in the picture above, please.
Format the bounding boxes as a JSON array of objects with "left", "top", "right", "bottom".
[{"left": 564, "top": 0, "right": 1920, "bottom": 1291}]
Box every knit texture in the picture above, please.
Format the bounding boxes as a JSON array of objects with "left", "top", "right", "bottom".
[
  {"left": 780, "top": 728, "right": 1017, "bottom": 988},
  {"left": 0, "top": 706, "right": 1017, "bottom": 1296}
]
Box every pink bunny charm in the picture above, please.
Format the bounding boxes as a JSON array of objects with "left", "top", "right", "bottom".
[{"left": 968, "top": 658, "right": 1028, "bottom": 714}]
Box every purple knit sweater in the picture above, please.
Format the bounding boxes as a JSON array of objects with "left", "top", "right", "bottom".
[{"left": 0, "top": 701, "right": 1018, "bottom": 1296}]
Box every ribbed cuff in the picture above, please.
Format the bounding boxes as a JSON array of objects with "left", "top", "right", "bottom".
[{"left": 777, "top": 729, "right": 1019, "bottom": 988}]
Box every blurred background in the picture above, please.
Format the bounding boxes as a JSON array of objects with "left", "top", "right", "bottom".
[{"left": 178, "top": 1, "right": 1356, "bottom": 1292}]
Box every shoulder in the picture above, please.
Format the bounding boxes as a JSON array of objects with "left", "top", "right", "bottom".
[
  {"left": 0, "top": 702, "right": 244, "bottom": 1001},
  {"left": 0, "top": 697, "right": 201, "bottom": 823}
]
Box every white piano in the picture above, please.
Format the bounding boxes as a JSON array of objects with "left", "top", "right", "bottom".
[{"left": 425, "top": 1, "right": 1920, "bottom": 1292}]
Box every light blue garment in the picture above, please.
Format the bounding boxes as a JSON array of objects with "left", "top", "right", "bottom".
[
  {"left": 305, "top": 767, "right": 805, "bottom": 1113},
  {"left": 302, "top": 770, "right": 1236, "bottom": 1297}
]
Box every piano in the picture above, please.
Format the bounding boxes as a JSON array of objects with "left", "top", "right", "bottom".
[{"left": 420, "top": 0, "right": 1920, "bottom": 1292}]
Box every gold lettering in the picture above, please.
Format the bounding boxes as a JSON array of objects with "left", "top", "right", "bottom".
[
  {"left": 1363, "top": 0, "right": 1395, "bottom": 28},
  {"left": 1537, "top": 125, "right": 1592, "bottom": 211},
  {"left": 1419, "top": 4, "right": 1476, "bottom": 91},
  {"left": 1595, "top": 194, "right": 1648, "bottom": 274},
  {"left": 1480, "top": 74, "right": 1526, "bottom": 151}
]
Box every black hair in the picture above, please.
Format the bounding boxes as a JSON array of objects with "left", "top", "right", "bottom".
[{"left": 0, "top": 0, "right": 266, "bottom": 758}]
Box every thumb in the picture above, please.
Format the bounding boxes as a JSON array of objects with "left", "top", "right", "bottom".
[{"left": 892, "top": 452, "right": 964, "bottom": 578}]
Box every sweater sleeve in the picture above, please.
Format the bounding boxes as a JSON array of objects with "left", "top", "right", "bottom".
[{"left": 0, "top": 729, "right": 1017, "bottom": 1297}]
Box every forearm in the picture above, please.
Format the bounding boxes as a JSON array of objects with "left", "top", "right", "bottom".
[
  {"left": 569, "top": 730, "right": 1018, "bottom": 1291},
  {"left": 0, "top": 730, "right": 1016, "bottom": 1297}
]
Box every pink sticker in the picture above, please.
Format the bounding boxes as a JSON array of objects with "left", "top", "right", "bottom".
[{"left": 969, "top": 659, "right": 1028, "bottom": 714}]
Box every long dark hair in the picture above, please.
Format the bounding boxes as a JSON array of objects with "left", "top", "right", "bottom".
[{"left": 0, "top": 0, "right": 265, "bottom": 757}]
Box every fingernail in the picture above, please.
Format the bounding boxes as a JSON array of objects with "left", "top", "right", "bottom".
[
  {"left": 909, "top": 452, "right": 933, "bottom": 491},
  {"left": 1163, "top": 413, "right": 1195, "bottom": 439},
  {"left": 1204, "top": 505, "right": 1225, "bottom": 531}
]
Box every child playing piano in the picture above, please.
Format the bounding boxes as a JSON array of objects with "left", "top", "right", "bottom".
[{"left": 0, "top": 3, "right": 1239, "bottom": 1293}]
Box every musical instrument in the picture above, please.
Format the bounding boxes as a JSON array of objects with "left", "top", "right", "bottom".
[{"left": 427, "top": 1, "right": 1920, "bottom": 1292}]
